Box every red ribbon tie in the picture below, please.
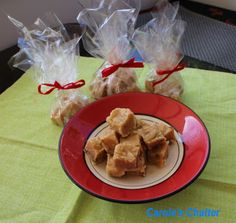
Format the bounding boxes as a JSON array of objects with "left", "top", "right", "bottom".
[
  {"left": 38, "top": 79, "right": 85, "bottom": 95},
  {"left": 152, "top": 63, "right": 185, "bottom": 87},
  {"left": 101, "top": 58, "right": 144, "bottom": 78}
]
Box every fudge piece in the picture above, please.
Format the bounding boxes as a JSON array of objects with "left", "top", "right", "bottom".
[
  {"left": 106, "top": 150, "right": 146, "bottom": 177},
  {"left": 106, "top": 155, "right": 126, "bottom": 177},
  {"left": 51, "top": 107, "right": 64, "bottom": 126},
  {"left": 137, "top": 122, "right": 165, "bottom": 149},
  {"left": 84, "top": 137, "right": 106, "bottom": 163},
  {"left": 113, "top": 143, "right": 141, "bottom": 169},
  {"left": 145, "top": 74, "right": 184, "bottom": 101},
  {"left": 147, "top": 141, "right": 169, "bottom": 167},
  {"left": 106, "top": 135, "right": 146, "bottom": 178},
  {"left": 51, "top": 100, "right": 83, "bottom": 126},
  {"left": 135, "top": 119, "right": 147, "bottom": 130},
  {"left": 126, "top": 150, "right": 146, "bottom": 176},
  {"left": 157, "top": 122, "right": 175, "bottom": 141},
  {"left": 120, "top": 133, "right": 142, "bottom": 147},
  {"left": 90, "top": 69, "right": 140, "bottom": 100},
  {"left": 106, "top": 108, "right": 137, "bottom": 137},
  {"left": 51, "top": 94, "right": 87, "bottom": 126},
  {"left": 107, "top": 69, "right": 140, "bottom": 95},
  {"left": 100, "top": 128, "right": 119, "bottom": 155},
  {"left": 90, "top": 78, "right": 108, "bottom": 100}
]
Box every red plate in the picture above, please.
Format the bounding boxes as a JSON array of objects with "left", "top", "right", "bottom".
[{"left": 59, "top": 92, "right": 210, "bottom": 203}]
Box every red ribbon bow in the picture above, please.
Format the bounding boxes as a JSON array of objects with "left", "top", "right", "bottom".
[
  {"left": 152, "top": 63, "right": 185, "bottom": 87},
  {"left": 38, "top": 79, "right": 85, "bottom": 95},
  {"left": 101, "top": 58, "right": 144, "bottom": 78}
]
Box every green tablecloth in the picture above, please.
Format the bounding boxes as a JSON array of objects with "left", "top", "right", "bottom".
[{"left": 0, "top": 57, "right": 235, "bottom": 223}]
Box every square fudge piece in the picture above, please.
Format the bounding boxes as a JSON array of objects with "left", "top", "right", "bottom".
[
  {"left": 135, "top": 119, "right": 146, "bottom": 129},
  {"left": 137, "top": 121, "right": 165, "bottom": 149},
  {"left": 106, "top": 108, "right": 137, "bottom": 137},
  {"left": 147, "top": 141, "right": 168, "bottom": 167},
  {"left": 157, "top": 122, "right": 175, "bottom": 141},
  {"left": 120, "top": 133, "right": 142, "bottom": 147},
  {"left": 84, "top": 137, "right": 106, "bottom": 163},
  {"left": 106, "top": 151, "right": 146, "bottom": 177},
  {"left": 100, "top": 128, "right": 119, "bottom": 155},
  {"left": 51, "top": 98, "right": 84, "bottom": 126},
  {"left": 106, "top": 155, "right": 126, "bottom": 177},
  {"left": 113, "top": 143, "right": 141, "bottom": 169},
  {"left": 126, "top": 150, "right": 146, "bottom": 176}
]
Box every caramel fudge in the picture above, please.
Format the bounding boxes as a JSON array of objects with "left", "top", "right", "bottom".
[
  {"left": 157, "top": 122, "right": 175, "bottom": 141},
  {"left": 120, "top": 133, "right": 142, "bottom": 147},
  {"left": 90, "top": 69, "right": 140, "bottom": 100},
  {"left": 145, "top": 76, "right": 184, "bottom": 101},
  {"left": 84, "top": 137, "right": 106, "bottom": 163},
  {"left": 106, "top": 108, "right": 137, "bottom": 137},
  {"left": 113, "top": 143, "right": 141, "bottom": 169},
  {"left": 90, "top": 78, "right": 107, "bottom": 100},
  {"left": 51, "top": 95, "right": 87, "bottom": 126},
  {"left": 106, "top": 149, "right": 146, "bottom": 177},
  {"left": 135, "top": 119, "right": 146, "bottom": 129},
  {"left": 126, "top": 150, "right": 146, "bottom": 176},
  {"left": 147, "top": 141, "right": 169, "bottom": 167},
  {"left": 100, "top": 128, "right": 119, "bottom": 155},
  {"left": 106, "top": 155, "right": 126, "bottom": 177},
  {"left": 51, "top": 101, "right": 82, "bottom": 126},
  {"left": 51, "top": 107, "right": 64, "bottom": 126},
  {"left": 137, "top": 122, "right": 165, "bottom": 149},
  {"left": 106, "top": 132, "right": 146, "bottom": 177}
]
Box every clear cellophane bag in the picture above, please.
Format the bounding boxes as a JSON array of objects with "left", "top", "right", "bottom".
[
  {"left": 132, "top": 0, "right": 186, "bottom": 100},
  {"left": 77, "top": 0, "right": 143, "bottom": 100},
  {"left": 8, "top": 12, "right": 88, "bottom": 126}
]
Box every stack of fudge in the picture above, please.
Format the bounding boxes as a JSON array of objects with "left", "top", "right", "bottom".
[{"left": 85, "top": 108, "right": 175, "bottom": 178}]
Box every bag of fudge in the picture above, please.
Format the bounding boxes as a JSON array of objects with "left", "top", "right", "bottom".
[
  {"left": 8, "top": 12, "right": 88, "bottom": 126},
  {"left": 132, "top": 0, "right": 186, "bottom": 100},
  {"left": 77, "top": 0, "right": 144, "bottom": 100}
]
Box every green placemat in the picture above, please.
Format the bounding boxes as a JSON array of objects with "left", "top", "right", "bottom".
[{"left": 0, "top": 57, "right": 236, "bottom": 223}]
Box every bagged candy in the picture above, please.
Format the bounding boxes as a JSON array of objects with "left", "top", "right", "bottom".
[
  {"left": 77, "top": 0, "right": 144, "bottom": 100},
  {"left": 132, "top": 0, "right": 186, "bottom": 100},
  {"left": 8, "top": 12, "right": 88, "bottom": 126}
]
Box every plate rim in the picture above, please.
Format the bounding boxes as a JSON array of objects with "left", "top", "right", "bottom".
[{"left": 58, "top": 92, "right": 211, "bottom": 204}]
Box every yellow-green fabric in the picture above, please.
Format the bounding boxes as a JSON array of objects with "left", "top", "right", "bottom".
[{"left": 0, "top": 57, "right": 235, "bottom": 223}]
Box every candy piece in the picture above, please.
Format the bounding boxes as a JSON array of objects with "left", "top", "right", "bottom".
[
  {"left": 157, "top": 122, "right": 175, "bottom": 140},
  {"left": 120, "top": 133, "right": 142, "bottom": 147},
  {"left": 51, "top": 94, "right": 87, "bottom": 126},
  {"left": 89, "top": 78, "right": 107, "bottom": 100},
  {"left": 126, "top": 149, "right": 146, "bottom": 176},
  {"left": 113, "top": 143, "right": 141, "bottom": 169},
  {"left": 137, "top": 121, "right": 165, "bottom": 149},
  {"left": 90, "top": 69, "right": 140, "bottom": 100},
  {"left": 106, "top": 149, "right": 146, "bottom": 177},
  {"left": 84, "top": 137, "right": 106, "bottom": 163},
  {"left": 145, "top": 75, "right": 184, "bottom": 101},
  {"left": 106, "top": 108, "right": 137, "bottom": 137},
  {"left": 100, "top": 128, "right": 119, "bottom": 155},
  {"left": 106, "top": 155, "right": 126, "bottom": 177},
  {"left": 147, "top": 141, "right": 169, "bottom": 167}
]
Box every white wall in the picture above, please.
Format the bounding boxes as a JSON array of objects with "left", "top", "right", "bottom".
[
  {"left": 0, "top": 0, "right": 79, "bottom": 50},
  {"left": 191, "top": 0, "right": 236, "bottom": 11}
]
